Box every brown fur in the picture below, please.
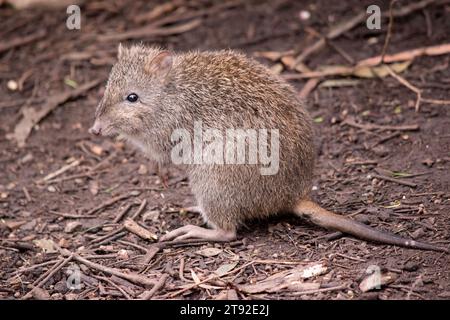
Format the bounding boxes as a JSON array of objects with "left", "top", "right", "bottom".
[
  {"left": 94, "top": 44, "right": 314, "bottom": 232},
  {"left": 91, "top": 44, "right": 447, "bottom": 252}
]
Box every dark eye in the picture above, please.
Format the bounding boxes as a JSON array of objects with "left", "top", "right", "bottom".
[{"left": 126, "top": 93, "right": 139, "bottom": 103}]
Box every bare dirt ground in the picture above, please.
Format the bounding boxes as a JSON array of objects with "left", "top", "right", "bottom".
[{"left": 0, "top": 0, "right": 449, "bottom": 300}]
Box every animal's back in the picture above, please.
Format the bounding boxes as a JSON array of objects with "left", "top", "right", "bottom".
[{"left": 173, "top": 50, "right": 315, "bottom": 228}]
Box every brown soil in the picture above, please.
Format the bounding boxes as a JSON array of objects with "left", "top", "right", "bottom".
[{"left": 0, "top": 0, "right": 449, "bottom": 300}]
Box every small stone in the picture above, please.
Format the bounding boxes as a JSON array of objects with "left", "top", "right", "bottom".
[
  {"left": 142, "top": 210, "right": 160, "bottom": 222},
  {"left": 403, "top": 261, "right": 420, "bottom": 272},
  {"left": 20, "top": 153, "right": 34, "bottom": 164},
  {"left": 299, "top": 10, "right": 311, "bottom": 20},
  {"left": 138, "top": 164, "right": 148, "bottom": 175},
  {"left": 7, "top": 80, "right": 18, "bottom": 91},
  {"left": 411, "top": 228, "right": 424, "bottom": 239},
  {"left": 117, "top": 249, "right": 129, "bottom": 260},
  {"left": 64, "top": 221, "right": 82, "bottom": 233},
  {"left": 47, "top": 185, "right": 57, "bottom": 193}
]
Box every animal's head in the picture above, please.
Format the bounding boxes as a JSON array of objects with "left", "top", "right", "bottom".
[{"left": 89, "top": 44, "right": 174, "bottom": 139}]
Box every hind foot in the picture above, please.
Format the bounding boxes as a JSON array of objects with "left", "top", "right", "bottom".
[{"left": 160, "top": 225, "right": 236, "bottom": 242}]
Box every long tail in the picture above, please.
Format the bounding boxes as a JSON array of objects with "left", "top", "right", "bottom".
[{"left": 294, "top": 199, "right": 448, "bottom": 253}]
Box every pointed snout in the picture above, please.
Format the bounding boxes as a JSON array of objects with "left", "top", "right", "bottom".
[{"left": 89, "top": 120, "right": 102, "bottom": 136}]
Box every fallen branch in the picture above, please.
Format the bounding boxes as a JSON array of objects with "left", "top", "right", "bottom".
[
  {"left": 140, "top": 274, "right": 169, "bottom": 300},
  {"left": 371, "top": 173, "right": 417, "bottom": 188},
  {"left": 38, "top": 159, "right": 81, "bottom": 184},
  {"left": 124, "top": 218, "right": 158, "bottom": 241}
]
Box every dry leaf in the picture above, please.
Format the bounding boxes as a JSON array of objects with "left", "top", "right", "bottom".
[
  {"left": 190, "top": 269, "right": 201, "bottom": 284},
  {"left": 33, "top": 239, "right": 57, "bottom": 253},
  {"left": 88, "top": 180, "right": 99, "bottom": 196},
  {"left": 214, "top": 261, "right": 239, "bottom": 277},
  {"left": 2, "top": 220, "right": 27, "bottom": 230},
  {"left": 195, "top": 247, "right": 223, "bottom": 257}
]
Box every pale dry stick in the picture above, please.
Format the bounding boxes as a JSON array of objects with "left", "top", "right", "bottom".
[
  {"left": 140, "top": 274, "right": 169, "bottom": 300},
  {"left": 298, "top": 78, "right": 320, "bottom": 99},
  {"left": 371, "top": 173, "right": 418, "bottom": 188},
  {"left": 343, "top": 117, "right": 419, "bottom": 132},
  {"left": 38, "top": 159, "right": 81, "bottom": 183},
  {"left": 358, "top": 43, "right": 450, "bottom": 67},
  {"left": 421, "top": 98, "right": 450, "bottom": 105},
  {"left": 124, "top": 218, "right": 158, "bottom": 241},
  {"left": 385, "top": 65, "right": 422, "bottom": 111},
  {"left": 70, "top": 253, "right": 155, "bottom": 287},
  {"left": 22, "top": 187, "right": 32, "bottom": 202},
  {"left": 380, "top": 0, "right": 398, "bottom": 63}
]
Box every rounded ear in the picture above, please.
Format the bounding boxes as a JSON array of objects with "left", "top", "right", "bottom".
[{"left": 144, "top": 51, "right": 173, "bottom": 80}]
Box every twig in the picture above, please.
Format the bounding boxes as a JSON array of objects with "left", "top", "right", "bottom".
[
  {"left": 289, "top": 284, "right": 348, "bottom": 296},
  {"left": 49, "top": 210, "right": 98, "bottom": 219},
  {"left": 140, "top": 246, "right": 160, "bottom": 266},
  {"left": 140, "top": 274, "right": 169, "bottom": 300},
  {"left": 38, "top": 159, "right": 81, "bottom": 183},
  {"left": 371, "top": 173, "right": 417, "bottom": 188},
  {"left": 343, "top": 117, "right": 419, "bottom": 132},
  {"left": 85, "top": 191, "right": 140, "bottom": 215},
  {"left": 129, "top": 199, "right": 147, "bottom": 220},
  {"left": 22, "top": 187, "right": 32, "bottom": 202},
  {"left": 385, "top": 65, "right": 422, "bottom": 111},
  {"left": 96, "top": 276, "right": 133, "bottom": 300},
  {"left": 358, "top": 43, "right": 450, "bottom": 67},
  {"left": 98, "top": 19, "right": 202, "bottom": 42},
  {"left": 381, "top": 0, "right": 398, "bottom": 62},
  {"left": 113, "top": 203, "right": 134, "bottom": 223},
  {"left": 70, "top": 253, "right": 155, "bottom": 287},
  {"left": 0, "top": 29, "right": 47, "bottom": 54},
  {"left": 298, "top": 78, "right": 320, "bottom": 99},
  {"left": 124, "top": 218, "right": 158, "bottom": 241},
  {"left": 369, "top": 131, "right": 401, "bottom": 149}
]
